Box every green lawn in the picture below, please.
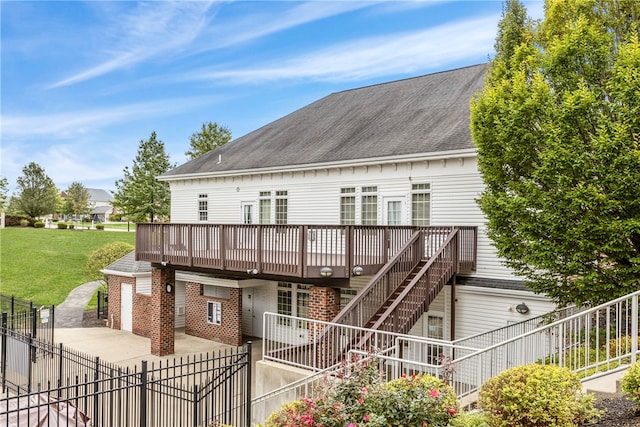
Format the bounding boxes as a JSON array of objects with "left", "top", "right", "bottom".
[{"left": 0, "top": 227, "right": 135, "bottom": 306}]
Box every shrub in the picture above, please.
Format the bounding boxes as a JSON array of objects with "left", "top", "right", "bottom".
[
  {"left": 57, "top": 222, "right": 68, "bottom": 229},
  {"left": 34, "top": 221, "right": 45, "bottom": 228},
  {"left": 372, "top": 373, "right": 459, "bottom": 426},
  {"left": 450, "top": 410, "right": 490, "bottom": 427},
  {"left": 96, "top": 224, "right": 105, "bottom": 230},
  {"left": 621, "top": 361, "right": 640, "bottom": 404},
  {"left": 5, "top": 215, "right": 32, "bottom": 227},
  {"left": 608, "top": 336, "right": 640, "bottom": 357},
  {"left": 86, "top": 241, "right": 134, "bottom": 279},
  {"left": 479, "top": 364, "right": 601, "bottom": 427},
  {"left": 20, "top": 219, "right": 29, "bottom": 227},
  {"left": 260, "top": 358, "right": 458, "bottom": 427}
]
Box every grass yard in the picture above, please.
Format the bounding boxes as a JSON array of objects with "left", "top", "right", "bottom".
[{"left": 0, "top": 227, "right": 135, "bottom": 306}]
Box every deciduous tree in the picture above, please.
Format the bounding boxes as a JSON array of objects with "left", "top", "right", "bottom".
[
  {"left": 15, "top": 162, "right": 59, "bottom": 219},
  {"left": 64, "top": 181, "right": 92, "bottom": 220},
  {"left": 0, "top": 177, "right": 9, "bottom": 212},
  {"left": 185, "top": 121, "right": 232, "bottom": 160},
  {"left": 471, "top": 0, "right": 640, "bottom": 306},
  {"left": 113, "top": 132, "right": 174, "bottom": 222}
]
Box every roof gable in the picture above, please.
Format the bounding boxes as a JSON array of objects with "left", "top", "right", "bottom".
[{"left": 163, "top": 64, "right": 486, "bottom": 179}]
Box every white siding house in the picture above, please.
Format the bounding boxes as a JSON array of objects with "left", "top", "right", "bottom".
[{"left": 129, "top": 65, "right": 553, "bottom": 352}]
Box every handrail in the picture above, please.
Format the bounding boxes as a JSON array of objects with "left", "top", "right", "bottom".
[
  {"left": 454, "top": 289, "right": 640, "bottom": 364},
  {"left": 370, "top": 228, "right": 458, "bottom": 332},
  {"left": 332, "top": 230, "right": 423, "bottom": 327}
]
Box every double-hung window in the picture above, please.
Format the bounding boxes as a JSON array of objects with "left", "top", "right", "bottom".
[
  {"left": 340, "top": 188, "right": 356, "bottom": 225},
  {"left": 198, "top": 194, "right": 208, "bottom": 221},
  {"left": 259, "top": 191, "right": 271, "bottom": 224},
  {"left": 411, "top": 183, "right": 431, "bottom": 226},
  {"left": 361, "top": 186, "right": 378, "bottom": 225},
  {"left": 275, "top": 191, "right": 288, "bottom": 224}
]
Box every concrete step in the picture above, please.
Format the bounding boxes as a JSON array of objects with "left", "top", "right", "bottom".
[{"left": 583, "top": 369, "right": 626, "bottom": 399}]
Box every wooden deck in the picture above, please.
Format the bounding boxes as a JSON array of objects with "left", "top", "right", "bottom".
[{"left": 136, "top": 224, "right": 477, "bottom": 280}]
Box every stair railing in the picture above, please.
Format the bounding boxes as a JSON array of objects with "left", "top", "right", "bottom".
[{"left": 332, "top": 231, "right": 425, "bottom": 328}]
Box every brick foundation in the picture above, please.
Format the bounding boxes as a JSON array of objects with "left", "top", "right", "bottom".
[
  {"left": 184, "top": 283, "right": 243, "bottom": 346},
  {"left": 150, "top": 268, "right": 175, "bottom": 356}
]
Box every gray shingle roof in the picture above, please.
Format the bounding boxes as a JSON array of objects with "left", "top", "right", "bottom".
[
  {"left": 103, "top": 251, "right": 151, "bottom": 274},
  {"left": 162, "top": 64, "right": 487, "bottom": 178},
  {"left": 87, "top": 188, "right": 114, "bottom": 202}
]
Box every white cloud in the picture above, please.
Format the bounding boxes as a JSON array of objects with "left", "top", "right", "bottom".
[
  {"left": 189, "top": 15, "right": 498, "bottom": 84},
  {"left": 1, "top": 97, "right": 213, "bottom": 139},
  {"left": 49, "top": 2, "right": 216, "bottom": 88}
]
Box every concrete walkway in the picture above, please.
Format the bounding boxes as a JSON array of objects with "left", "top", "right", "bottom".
[{"left": 54, "top": 280, "right": 103, "bottom": 327}]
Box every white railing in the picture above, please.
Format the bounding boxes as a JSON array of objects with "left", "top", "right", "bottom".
[
  {"left": 256, "top": 290, "right": 640, "bottom": 422},
  {"left": 251, "top": 364, "right": 339, "bottom": 425},
  {"left": 262, "top": 312, "right": 467, "bottom": 371}
]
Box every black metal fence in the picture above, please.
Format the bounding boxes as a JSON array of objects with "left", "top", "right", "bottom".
[
  {"left": 0, "top": 329, "right": 253, "bottom": 427},
  {"left": 97, "top": 290, "right": 108, "bottom": 320},
  {"left": 0, "top": 294, "right": 55, "bottom": 346}
]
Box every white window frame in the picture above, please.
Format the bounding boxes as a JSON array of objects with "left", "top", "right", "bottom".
[
  {"left": 207, "top": 301, "right": 222, "bottom": 325},
  {"left": 198, "top": 194, "right": 208, "bottom": 222},
  {"left": 411, "top": 183, "right": 431, "bottom": 226}
]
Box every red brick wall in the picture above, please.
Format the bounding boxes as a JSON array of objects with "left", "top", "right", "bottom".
[
  {"left": 150, "top": 268, "right": 175, "bottom": 356},
  {"left": 106, "top": 274, "right": 152, "bottom": 338},
  {"left": 106, "top": 275, "right": 135, "bottom": 330},
  {"left": 184, "top": 282, "right": 242, "bottom": 346},
  {"left": 132, "top": 293, "right": 152, "bottom": 338}
]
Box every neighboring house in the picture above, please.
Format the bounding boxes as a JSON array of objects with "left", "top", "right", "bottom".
[
  {"left": 87, "top": 188, "right": 115, "bottom": 222},
  {"left": 105, "top": 64, "right": 555, "bottom": 357},
  {"left": 58, "top": 187, "right": 115, "bottom": 222}
]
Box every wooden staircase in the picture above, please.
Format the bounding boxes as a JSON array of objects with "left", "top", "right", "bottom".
[
  {"left": 363, "top": 260, "right": 428, "bottom": 329},
  {"left": 315, "top": 228, "right": 475, "bottom": 366}
]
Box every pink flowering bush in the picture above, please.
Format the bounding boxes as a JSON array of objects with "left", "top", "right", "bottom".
[{"left": 260, "top": 358, "right": 459, "bottom": 427}]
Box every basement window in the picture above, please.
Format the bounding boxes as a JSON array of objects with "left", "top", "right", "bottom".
[{"left": 207, "top": 301, "right": 222, "bottom": 325}]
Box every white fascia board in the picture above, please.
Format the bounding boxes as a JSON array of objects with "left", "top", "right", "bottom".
[
  {"left": 100, "top": 269, "right": 151, "bottom": 278},
  {"left": 158, "top": 148, "right": 478, "bottom": 182}
]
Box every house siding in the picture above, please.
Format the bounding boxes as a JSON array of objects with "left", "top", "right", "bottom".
[{"left": 168, "top": 157, "right": 513, "bottom": 280}]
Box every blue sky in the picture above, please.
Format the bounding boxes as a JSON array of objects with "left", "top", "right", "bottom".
[{"left": 1, "top": 1, "right": 544, "bottom": 194}]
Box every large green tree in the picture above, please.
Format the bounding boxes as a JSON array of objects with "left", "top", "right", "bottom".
[
  {"left": 15, "top": 162, "right": 59, "bottom": 219},
  {"left": 64, "top": 181, "right": 92, "bottom": 220},
  {"left": 472, "top": 0, "right": 640, "bottom": 306},
  {"left": 113, "top": 132, "right": 174, "bottom": 222},
  {"left": 185, "top": 121, "right": 232, "bottom": 160}
]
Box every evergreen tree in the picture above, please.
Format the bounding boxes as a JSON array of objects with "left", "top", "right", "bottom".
[
  {"left": 185, "top": 121, "right": 232, "bottom": 160},
  {"left": 113, "top": 132, "right": 175, "bottom": 222}
]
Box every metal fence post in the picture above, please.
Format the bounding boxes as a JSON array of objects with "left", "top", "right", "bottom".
[
  {"left": 31, "top": 307, "right": 37, "bottom": 339},
  {"left": 140, "top": 360, "right": 148, "bottom": 427},
  {"left": 632, "top": 296, "right": 638, "bottom": 364},
  {"left": 93, "top": 357, "right": 100, "bottom": 421},
  {"left": 192, "top": 384, "right": 199, "bottom": 427},
  {"left": 1, "top": 312, "right": 6, "bottom": 392},
  {"left": 246, "top": 341, "right": 253, "bottom": 427}
]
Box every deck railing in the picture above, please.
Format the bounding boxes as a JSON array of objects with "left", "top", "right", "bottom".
[
  {"left": 135, "top": 224, "right": 477, "bottom": 279},
  {"left": 257, "top": 290, "right": 640, "bottom": 419}
]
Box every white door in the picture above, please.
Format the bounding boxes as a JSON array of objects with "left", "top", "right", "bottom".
[
  {"left": 120, "top": 283, "right": 133, "bottom": 332},
  {"left": 241, "top": 202, "right": 254, "bottom": 224},
  {"left": 383, "top": 197, "right": 405, "bottom": 225},
  {"left": 253, "top": 287, "right": 267, "bottom": 338},
  {"left": 242, "top": 289, "right": 254, "bottom": 336}
]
